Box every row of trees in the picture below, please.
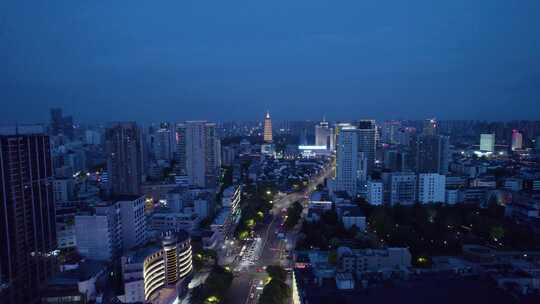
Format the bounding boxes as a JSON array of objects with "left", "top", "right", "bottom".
[
  {"left": 364, "top": 202, "right": 540, "bottom": 262},
  {"left": 259, "top": 265, "right": 291, "bottom": 304},
  {"left": 284, "top": 201, "right": 303, "bottom": 230},
  {"left": 295, "top": 208, "right": 367, "bottom": 250},
  {"left": 235, "top": 183, "right": 275, "bottom": 239}
]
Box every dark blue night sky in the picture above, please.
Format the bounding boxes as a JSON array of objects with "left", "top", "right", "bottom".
[{"left": 2, "top": 0, "right": 540, "bottom": 123}]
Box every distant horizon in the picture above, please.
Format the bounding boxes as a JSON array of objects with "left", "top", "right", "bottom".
[{"left": 3, "top": 116, "right": 540, "bottom": 127}]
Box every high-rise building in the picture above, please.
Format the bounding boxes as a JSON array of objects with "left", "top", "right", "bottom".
[
  {"left": 511, "top": 130, "right": 523, "bottom": 151},
  {"left": 418, "top": 173, "right": 446, "bottom": 203},
  {"left": 315, "top": 118, "right": 335, "bottom": 151},
  {"left": 263, "top": 111, "right": 273, "bottom": 143},
  {"left": 356, "top": 120, "right": 376, "bottom": 174},
  {"left": 480, "top": 133, "right": 495, "bottom": 152},
  {"left": 49, "top": 108, "right": 74, "bottom": 139},
  {"left": 176, "top": 121, "right": 221, "bottom": 188},
  {"left": 396, "top": 127, "right": 416, "bottom": 146},
  {"left": 335, "top": 127, "right": 360, "bottom": 196},
  {"left": 105, "top": 122, "right": 143, "bottom": 196},
  {"left": 0, "top": 126, "right": 57, "bottom": 304},
  {"left": 414, "top": 134, "right": 450, "bottom": 174},
  {"left": 334, "top": 127, "right": 369, "bottom": 196},
  {"left": 119, "top": 196, "right": 147, "bottom": 251},
  {"left": 423, "top": 118, "right": 438, "bottom": 136},
  {"left": 153, "top": 126, "right": 174, "bottom": 161},
  {"left": 381, "top": 121, "right": 401, "bottom": 144},
  {"left": 383, "top": 149, "right": 408, "bottom": 171}
]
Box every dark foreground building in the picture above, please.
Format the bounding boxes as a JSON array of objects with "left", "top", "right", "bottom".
[{"left": 0, "top": 125, "right": 57, "bottom": 304}]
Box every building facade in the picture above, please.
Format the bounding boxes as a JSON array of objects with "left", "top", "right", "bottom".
[
  {"left": 511, "top": 130, "right": 523, "bottom": 151},
  {"left": 74, "top": 203, "right": 123, "bottom": 262},
  {"left": 176, "top": 121, "right": 221, "bottom": 188},
  {"left": 367, "top": 180, "right": 383, "bottom": 205},
  {"left": 315, "top": 119, "right": 335, "bottom": 151},
  {"left": 0, "top": 126, "right": 57, "bottom": 304},
  {"left": 418, "top": 173, "right": 446, "bottom": 203},
  {"left": 335, "top": 127, "right": 360, "bottom": 196},
  {"left": 356, "top": 120, "right": 376, "bottom": 174},
  {"left": 121, "top": 231, "right": 193, "bottom": 303},
  {"left": 105, "top": 122, "right": 143, "bottom": 196},
  {"left": 389, "top": 172, "right": 417, "bottom": 205},
  {"left": 480, "top": 133, "right": 495, "bottom": 152},
  {"left": 119, "top": 196, "right": 147, "bottom": 251}
]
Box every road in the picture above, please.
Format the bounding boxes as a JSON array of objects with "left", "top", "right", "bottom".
[{"left": 226, "top": 162, "right": 333, "bottom": 304}]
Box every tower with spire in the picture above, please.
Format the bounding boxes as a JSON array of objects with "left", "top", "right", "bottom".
[{"left": 263, "top": 110, "right": 273, "bottom": 143}]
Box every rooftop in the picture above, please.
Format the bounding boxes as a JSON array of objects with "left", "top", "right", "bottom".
[
  {"left": 339, "top": 206, "right": 364, "bottom": 217},
  {"left": 49, "top": 260, "right": 106, "bottom": 285}
]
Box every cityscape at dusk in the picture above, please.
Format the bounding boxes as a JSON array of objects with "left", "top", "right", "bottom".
[{"left": 2, "top": 1, "right": 540, "bottom": 304}]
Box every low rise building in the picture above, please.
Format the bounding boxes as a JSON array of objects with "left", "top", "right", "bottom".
[
  {"left": 74, "top": 203, "right": 122, "bottom": 262},
  {"left": 337, "top": 247, "right": 411, "bottom": 277},
  {"left": 338, "top": 206, "right": 366, "bottom": 231},
  {"left": 40, "top": 260, "right": 107, "bottom": 304}
]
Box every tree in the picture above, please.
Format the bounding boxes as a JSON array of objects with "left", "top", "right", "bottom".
[
  {"left": 191, "top": 266, "right": 233, "bottom": 304},
  {"left": 266, "top": 265, "right": 287, "bottom": 282},
  {"left": 490, "top": 226, "right": 505, "bottom": 241},
  {"left": 284, "top": 202, "right": 303, "bottom": 230},
  {"left": 259, "top": 279, "right": 290, "bottom": 304},
  {"left": 328, "top": 250, "right": 338, "bottom": 265}
]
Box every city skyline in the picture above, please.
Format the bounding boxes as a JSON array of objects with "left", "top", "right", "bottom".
[{"left": 3, "top": 2, "right": 540, "bottom": 304}]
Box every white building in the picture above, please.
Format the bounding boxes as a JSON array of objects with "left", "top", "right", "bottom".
[
  {"left": 315, "top": 119, "right": 335, "bottom": 151},
  {"left": 334, "top": 127, "right": 364, "bottom": 196},
  {"left": 367, "top": 180, "right": 383, "bottom": 205},
  {"left": 118, "top": 196, "right": 147, "bottom": 251},
  {"left": 150, "top": 212, "right": 200, "bottom": 234},
  {"left": 75, "top": 204, "right": 122, "bottom": 262},
  {"left": 418, "top": 173, "right": 446, "bottom": 204},
  {"left": 480, "top": 134, "right": 495, "bottom": 152},
  {"left": 511, "top": 130, "right": 523, "bottom": 151},
  {"left": 176, "top": 121, "right": 221, "bottom": 188},
  {"left": 120, "top": 232, "right": 193, "bottom": 303}
]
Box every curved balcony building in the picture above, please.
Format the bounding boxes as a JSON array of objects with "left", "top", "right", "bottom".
[{"left": 121, "top": 230, "right": 193, "bottom": 303}]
